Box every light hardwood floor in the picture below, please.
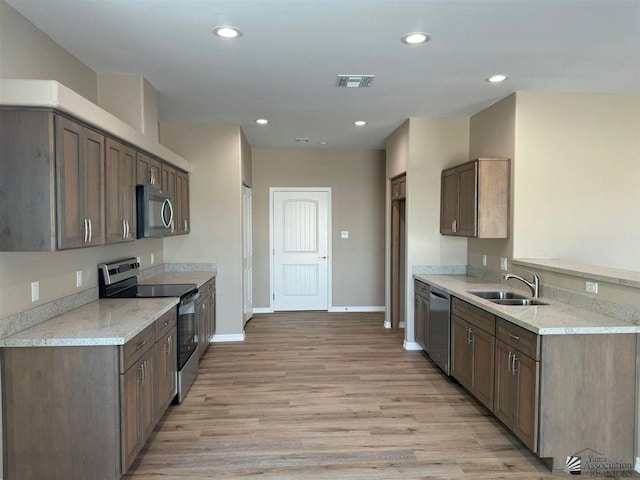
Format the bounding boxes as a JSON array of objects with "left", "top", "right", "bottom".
[{"left": 125, "top": 312, "right": 564, "bottom": 479}]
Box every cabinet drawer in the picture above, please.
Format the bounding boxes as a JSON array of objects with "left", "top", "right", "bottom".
[
  {"left": 414, "top": 280, "right": 430, "bottom": 297},
  {"left": 121, "top": 325, "right": 154, "bottom": 373},
  {"left": 496, "top": 318, "right": 540, "bottom": 360},
  {"left": 155, "top": 308, "right": 177, "bottom": 340},
  {"left": 452, "top": 297, "right": 495, "bottom": 335}
]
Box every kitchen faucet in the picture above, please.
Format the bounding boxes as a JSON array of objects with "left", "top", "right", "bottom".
[{"left": 503, "top": 271, "right": 540, "bottom": 298}]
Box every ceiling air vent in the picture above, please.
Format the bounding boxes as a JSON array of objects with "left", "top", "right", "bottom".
[{"left": 336, "top": 75, "right": 374, "bottom": 88}]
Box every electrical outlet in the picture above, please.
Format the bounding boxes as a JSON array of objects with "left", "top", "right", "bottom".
[
  {"left": 76, "top": 270, "right": 83, "bottom": 288},
  {"left": 500, "top": 258, "right": 508, "bottom": 271},
  {"left": 136, "top": 256, "right": 141, "bottom": 265},
  {"left": 150, "top": 253, "right": 155, "bottom": 265},
  {"left": 482, "top": 254, "right": 487, "bottom": 267},
  {"left": 31, "top": 281, "right": 39, "bottom": 302},
  {"left": 341, "top": 231, "right": 349, "bottom": 239},
  {"left": 586, "top": 281, "right": 599, "bottom": 294}
]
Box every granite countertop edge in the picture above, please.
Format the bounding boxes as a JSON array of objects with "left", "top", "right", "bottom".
[
  {"left": 414, "top": 274, "right": 640, "bottom": 335},
  {"left": 0, "top": 298, "right": 179, "bottom": 348}
]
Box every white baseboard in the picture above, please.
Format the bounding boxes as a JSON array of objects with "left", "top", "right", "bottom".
[
  {"left": 329, "top": 306, "right": 385, "bottom": 312},
  {"left": 252, "top": 307, "right": 274, "bottom": 314},
  {"left": 635, "top": 457, "right": 640, "bottom": 473},
  {"left": 211, "top": 332, "right": 246, "bottom": 343},
  {"left": 384, "top": 321, "right": 391, "bottom": 329},
  {"left": 403, "top": 341, "right": 423, "bottom": 351}
]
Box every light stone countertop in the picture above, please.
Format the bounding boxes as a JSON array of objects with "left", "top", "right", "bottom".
[
  {"left": 415, "top": 274, "right": 640, "bottom": 335},
  {"left": 0, "top": 297, "right": 179, "bottom": 347},
  {"left": 140, "top": 271, "right": 215, "bottom": 289}
]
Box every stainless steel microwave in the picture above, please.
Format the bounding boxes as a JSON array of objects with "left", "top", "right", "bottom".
[{"left": 136, "top": 185, "right": 174, "bottom": 238}]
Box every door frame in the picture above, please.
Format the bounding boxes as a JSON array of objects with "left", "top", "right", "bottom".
[{"left": 269, "top": 187, "right": 332, "bottom": 312}]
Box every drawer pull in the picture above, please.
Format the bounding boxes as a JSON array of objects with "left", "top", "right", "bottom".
[
  {"left": 508, "top": 333, "right": 521, "bottom": 341},
  {"left": 135, "top": 340, "right": 147, "bottom": 351}
]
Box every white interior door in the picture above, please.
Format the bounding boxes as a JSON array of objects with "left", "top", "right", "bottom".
[
  {"left": 243, "top": 186, "right": 253, "bottom": 324},
  {"left": 272, "top": 189, "right": 329, "bottom": 311}
]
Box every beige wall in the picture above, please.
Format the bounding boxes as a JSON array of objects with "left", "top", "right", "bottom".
[
  {"left": 97, "top": 74, "right": 160, "bottom": 142},
  {"left": 514, "top": 92, "right": 640, "bottom": 272},
  {"left": 402, "top": 118, "right": 469, "bottom": 343},
  {"left": 0, "top": 242, "right": 164, "bottom": 320},
  {"left": 159, "top": 124, "right": 245, "bottom": 336},
  {"left": 0, "top": 0, "right": 97, "bottom": 102},
  {"left": 251, "top": 148, "right": 386, "bottom": 309},
  {"left": 467, "top": 93, "right": 516, "bottom": 276},
  {"left": 385, "top": 120, "right": 409, "bottom": 178}
]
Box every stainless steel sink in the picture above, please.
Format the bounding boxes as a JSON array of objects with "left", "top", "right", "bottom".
[
  {"left": 490, "top": 298, "right": 548, "bottom": 306},
  {"left": 467, "top": 290, "right": 528, "bottom": 300}
]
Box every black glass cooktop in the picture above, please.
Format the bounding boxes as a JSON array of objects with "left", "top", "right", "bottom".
[{"left": 110, "top": 283, "right": 197, "bottom": 299}]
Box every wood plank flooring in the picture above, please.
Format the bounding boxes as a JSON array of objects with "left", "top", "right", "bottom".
[{"left": 125, "top": 312, "right": 564, "bottom": 479}]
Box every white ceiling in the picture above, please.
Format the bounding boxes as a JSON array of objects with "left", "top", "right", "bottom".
[{"left": 7, "top": 0, "right": 640, "bottom": 149}]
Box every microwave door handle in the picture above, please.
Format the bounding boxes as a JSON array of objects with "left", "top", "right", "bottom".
[
  {"left": 167, "top": 199, "right": 175, "bottom": 230},
  {"left": 160, "top": 199, "right": 171, "bottom": 228}
]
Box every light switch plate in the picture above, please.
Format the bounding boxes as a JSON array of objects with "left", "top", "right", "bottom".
[
  {"left": 341, "top": 231, "right": 349, "bottom": 239},
  {"left": 76, "top": 270, "right": 83, "bottom": 288},
  {"left": 31, "top": 281, "right": 39, "bottom": 302},
  {"left": 150, "top": 253, "right": 155, "bottom": 265},
  {"left": 586, "top": 281, "right": 598, "bottom": 294},
  {"left": 500, "top": 258, "right": 508, "bottom": 271},
  {"left": 482, "top": 255, "right": 487, "bottom": 267}
]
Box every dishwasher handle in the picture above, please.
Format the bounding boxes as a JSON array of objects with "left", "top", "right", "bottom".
[{"left": 430, "top": 290, "right": 450, "bottom": 301}]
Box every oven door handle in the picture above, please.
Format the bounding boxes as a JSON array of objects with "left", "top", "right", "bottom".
[{"left": 181, "top": 290, "right": 200, "bottom": 305}]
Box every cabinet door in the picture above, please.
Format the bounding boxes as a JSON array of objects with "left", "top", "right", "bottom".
[
  {"left": 456, "top": 162, "right": 477, "bottom": 237},
  {"left": 162, "top": 164, "right": 177, "bottom": 234},
  {"left": 56, "top": 116, "right": 105, "bottom": 249},
  {"left": 105, "top": 139, "right": 136, "bottom": 243},
  {"left": 136, "top": 152, "right": 161, "bottom": 188},
  {"left": 451, "top": 316, "right": 472, "bottom": 389},
  {"left": 440, "top": 168, "right": 458, "bottom": 235},
  {"left": 494, "top": 340, "right": 516, "bottom": 428},
  {"left": 155, "top": 326, "right": 177, "bottom": 415},
  {"left": 513, "top": 352, "right": 539, "bottom": 452},
  {"left": 470, "top": 326, "right": 495, "bottom": 411},
  {"left": 176, "top": 171, "right": 190, "bottom": 234},
  {"left": 122, "top": 358, "right": 143, "bottom": 472},
  {"left": 121, "top": 349, "right": 155, "bottom": 472}
]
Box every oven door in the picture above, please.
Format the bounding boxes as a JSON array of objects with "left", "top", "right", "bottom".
[
  {"left": 137, "top": 185, "right": 174, "bottom": 238},
  {"left": 177, "top": 291, "right": 199, "bottom": 370}
]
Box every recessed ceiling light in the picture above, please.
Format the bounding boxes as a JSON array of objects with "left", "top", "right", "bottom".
[
  {"left": 485, "top": 74, "right": 509, "bottom": 83},
  {"left": 353, "top": 120, "right": 367, "bottom": 127},
  {"left": 212, "top": 26, "right": 243, "bottom": 39},
  {"left": 256, "top": 118, "right": 268, "bottom": 125},
  {"left": 317, "top": 141, "right": 329, "bottom": 145},
  {"left": 295, "top": 137, "right": 309, "bottom": 143},
  {"left": 401, "top": 32, "right": 431, "bottom": 45}
]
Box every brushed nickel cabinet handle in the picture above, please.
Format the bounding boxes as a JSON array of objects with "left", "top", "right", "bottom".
[
  {"left": 88, "top": 218, "right": 92, "bottom": 243},
  {"left": 135, "top": 340, "right": 147, "bottom": 351},
  {"left": 83, "top": 218, "right": 88, "bottom": 243},
  {"left": 511, "top": 354, "right": 518, "bottom": 375},
  {"left": 508, "top": 333, "right": 521, "bottom": 341},
  {"left": 508, "top": 351, "right": 513, "bottom": 373}
]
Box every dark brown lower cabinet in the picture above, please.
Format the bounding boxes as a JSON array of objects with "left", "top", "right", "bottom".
[
  {"left": 494, "top": 339, "right": 539, "bottom": 451},
  {"left": 155, "top": 326, "right": 178, "bottom": 415},
  {"left": 451, "top": 315, "right": 495, "bottom": 411},
  {"left": 196, "top": 277, "right": 217, "bottom": 361},
  {"left": 1, "top": 309, "right": 178, "bottom": 480},
  {"left": 121, "top": 347, "right": 155, "bottom": 472}
]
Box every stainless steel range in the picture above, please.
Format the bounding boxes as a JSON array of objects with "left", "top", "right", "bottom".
[{"left": 98, "top": 258, "right": 199, "bottom": 403}]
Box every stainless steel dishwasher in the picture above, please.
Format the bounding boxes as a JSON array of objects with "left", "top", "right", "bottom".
[{"left": 428, "top": 287, "right": 451, "bottom": 375}]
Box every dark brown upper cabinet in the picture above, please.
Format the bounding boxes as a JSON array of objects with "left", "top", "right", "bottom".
[{"left": 440, "top": 158, "right": 510, "bottom": 238}]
